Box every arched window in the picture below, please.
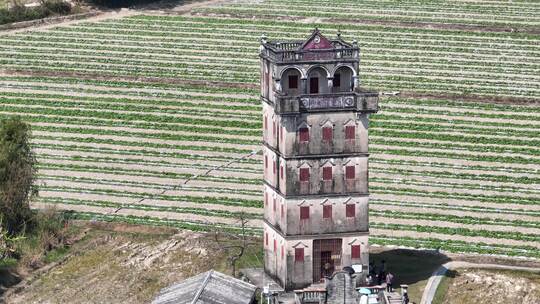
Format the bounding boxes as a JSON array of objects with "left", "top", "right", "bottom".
[
  {"left": 307, "top": 66, "right": 329, "bottom": 94},
  {"left": 333, "top": 66, "right": 354, "bottom": 92},
  {"left": 280, "top": 68, "right": 302, "bottom": 96}
]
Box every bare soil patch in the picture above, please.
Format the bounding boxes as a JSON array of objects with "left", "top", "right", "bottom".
[
  {"left": 437, "top": 268, "right": 540, "bottom": 304},
  {"left": 3, "top": 221, "right": 229, "bottom": 304}
]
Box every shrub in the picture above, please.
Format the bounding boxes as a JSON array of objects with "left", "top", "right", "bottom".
[
  {"left": 0, "top": 116, "right": 37, "bottom": 235},
  {"left": 0, "top": 0, "right": 73, "bottom": 25}
]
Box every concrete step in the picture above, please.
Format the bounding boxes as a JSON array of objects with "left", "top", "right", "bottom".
[{"left": 386, "top": 292, "right": 403, "bottom": 304}]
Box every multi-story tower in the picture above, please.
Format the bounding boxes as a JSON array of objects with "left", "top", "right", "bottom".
[{"left": 260, "top": 29, "right": 379, "bottom": 291}]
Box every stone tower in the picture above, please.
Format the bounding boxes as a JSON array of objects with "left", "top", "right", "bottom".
[{"left": 260, "top": 29, "right": 379, "bottom": 291}]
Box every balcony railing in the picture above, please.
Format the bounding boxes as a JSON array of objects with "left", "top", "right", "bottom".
[
  {"left": 273, "top": 91, "right": 379, "bottom": 114},
  {"left": 262, "top": 47, "right": 358, "bottom": 62},
  {"left": 294, "top": 288, "right": 326, "bottom": 304}
]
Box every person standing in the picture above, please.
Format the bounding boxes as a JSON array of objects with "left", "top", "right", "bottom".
[
  {"left": 386, "top": 272, "right": 394, "bottom": 292},
  {"left": 379, "top": 260, "right": 387, "bottom": 285}
]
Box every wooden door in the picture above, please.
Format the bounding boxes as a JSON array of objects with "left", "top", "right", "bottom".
[{"left": 309, "top": 77, "right": 319, "bottom": 94}]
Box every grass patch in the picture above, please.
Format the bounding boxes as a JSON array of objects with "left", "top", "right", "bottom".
[
  {"left": 0, "top": 0, "right": 73, "bottom": 25},
  {"left": 432, "top": 270, "right": 456, "bottom": 304},
  {"left": 42, "top": 246, "right": 69, "bottom": 264}
]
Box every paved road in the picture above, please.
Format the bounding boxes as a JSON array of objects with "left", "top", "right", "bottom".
[{"left": 420, "top": 261, "right": 540, "bottom": 304}]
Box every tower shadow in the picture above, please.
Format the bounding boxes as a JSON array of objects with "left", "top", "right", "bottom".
[{"left": 369, "top": 248, "right": 452, "bottom": 301}]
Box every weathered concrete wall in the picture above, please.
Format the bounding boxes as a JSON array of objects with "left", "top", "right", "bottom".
[
  {"left": 262, "top": 103, "right": 279, "bottom": 150},
  {"left": 263, "top": 223, "right": 288, "bottom": 287},
  {"left": 262, "top": 146, "right": 278, "bottom": 189},
  {"left": 264, "top": 185, "right": 368, "bottom": 236},
  {"left": 279, "top": 156, "right": 368, "bottom": 196},
  {"left": 341, "top": 235, "right": 369, "bottom": 270},
  {"left": 285, "top": 238, "right": 314, "bottom": 290},
  {"left": 279, "top": 113, "right": 369, "bottom": 157}
]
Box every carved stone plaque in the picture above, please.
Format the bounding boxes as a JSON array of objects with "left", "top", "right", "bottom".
[{"left": 300, "top": 95, "right": 355, "bottom": 110}]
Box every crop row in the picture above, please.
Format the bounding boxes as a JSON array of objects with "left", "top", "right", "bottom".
[
  {"left": 4, "top": 45, "right": 540, "bottom": 76},
  {"left": 2, "top": 15, "right": 538, "bottom": 97},
  {"left": 371, "top": 185, "right": 538, "bottom": 206},
  {"left": 371, "top": 236, "right": 540, "bottom": 259},
  {"left": 370, "top": 199, "right": 540, "bottom": 217},
  {"left": 41, "top": 185, "right": 262, "bottom": 208},
  {"left": 195, "top": 0, "right": 540, "bottom": 26}
]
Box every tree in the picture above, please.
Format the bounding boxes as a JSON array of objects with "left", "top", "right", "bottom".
[
  {"left": 213, "top": 212, "right": 257, "bottom": 277},
  {"left": 0, "top": 117, "right": 37, "bottom": 235}
]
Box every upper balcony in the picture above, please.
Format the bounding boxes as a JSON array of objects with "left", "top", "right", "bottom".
[
  {"left": 260, "top": 29, "right": 359, "bottom": 64},
  {"left": 272, "top": 90, "right": 379, "bottom": 115}
]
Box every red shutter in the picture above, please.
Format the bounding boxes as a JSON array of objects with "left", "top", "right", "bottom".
[
  {"left": 346, "top": 204, "right": 355, "bottom": 218},
  {"left": 351, "top": 245, "right": 361, "bottom": 259},
  {"left": 346, "top": 166, "right": 355, "bottom": 179},
  {"left": 322, "top": 127, "right": 333, "bottom": 141},
  {"left": 299, "top": 127, "right": 309, "bottom": 142},
  {"left": 281, "top": 245, "right": 285, "bottom": 259},
  {"left": 299, "top": 167, "right": 310, "bottom": 182},
  {"left": 300, "top": 206, "right": 310, "bottom": 220},
  {"left": 323, "top": 205, "right": 332, "bottom": 219},
  {"left": 345, "top": 125, "right": 355, "bottom": 140},
  {"left": 274, "top": 239, "right": 277, "bottom": 253},
  {"left": 322, "top": 166, "right": 332, "bottom": 181},
  {"left": 295, "top": 248, "right": 304, "bottom": 262}
]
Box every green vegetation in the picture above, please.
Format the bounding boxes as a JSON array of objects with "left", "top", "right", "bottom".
[
  {"left": 0, "top": 116, "right": 37, "bottom": 235},
  {"left": 0, "top": 0, "right": 73, "bottom": 25},
  {"left": 432, "top": 270, "right": 456, "bottom": 304},
  {"left": 0, "top": 117, "right": 73, "bottom": 291}
]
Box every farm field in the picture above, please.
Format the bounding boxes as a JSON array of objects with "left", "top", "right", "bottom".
[{"left": 0, "top": 0, "right": 539, "bottom": 259}]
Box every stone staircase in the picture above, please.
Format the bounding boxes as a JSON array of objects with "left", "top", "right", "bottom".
[{"left": 384, "top": 291, "right": 403, "bottom": 304}]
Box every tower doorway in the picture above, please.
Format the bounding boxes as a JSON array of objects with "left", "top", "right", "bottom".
[
  {"left": 309, "top": 77, "right": 319, "bottom": 94},
  {"left": 313, "top": 239, "right": 342, "bottom": 282}
]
